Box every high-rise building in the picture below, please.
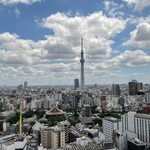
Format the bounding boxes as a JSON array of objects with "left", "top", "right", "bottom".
[
  {"left": 17, "top": 84, "right": 23, "bottom": 91},
  {"left": 137, "top": 82, "right": 143, "bottom": 92},
  {"left": 57, "top": 121, "right": 70, "bottom": 143},
  {"left": 72, "top": 96, "right": 78, "bottom": 109},
  {"left": 43, "top": 99, "right": 49, "bottom": 110},
  {"left": 51, "top": 127, "right": 65, "bottom": 148},
  {"left": 40, "top": 126, "right": 66, "bottom": 149},
  {"left": 112, "top": 84, "right": 120, "bottom": 96},
  {"left": 118, "top": 97, "right": 125, "bottom": 106},
  {"left": 145, "top": 91, "right": 150, "bottom": 104},
  {"left": 129, "top": 80, "right": 143, "bottom": 95},
  {"left": 80, "top": 38, "right": 85, "bottom": 90},
  {"left": 83, "top": 104, "right": 91, "bottom": 117},
  {"left": 113, "top": 130, "right": 125, "bottom": 150},
  {"left": 24, "top": 81, "right": 28, "bottom": 89},
  {"left": 134, "top": 113, "right": 150, "bottom": 146},
  {"left": 74, "top": 79, "right": 79, "bottom": 89},
  {"left": 102, "top": 117, "right": 121, "bottom": 140},
  {"left": 129, "top": 80, "right": 138, "bottom": 95},
  {"left": 121, "top": 112, "right": 150, "bottom": 146},
  {"left": 121, "top": 111, "right": 136, "bottom": 132}
]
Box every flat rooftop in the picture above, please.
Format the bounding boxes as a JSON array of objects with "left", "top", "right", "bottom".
[
  {"left": 0, "top": 110, "right": 16, "bottom": 117},
  {"left": 103, "top": 117, "right": 118, "bottom": 122},
  {"left": 128, "top": 138, "right": 146, "bottom": 146},
  {"left": 135, "top": 113, "right": 150, "bottom": 119}
]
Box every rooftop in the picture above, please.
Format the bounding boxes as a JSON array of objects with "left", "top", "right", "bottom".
[
  {"left": 0, "top": 110, "right": 16, "bottom": 117},
  {"left": 128, "top": 138, "right": 146, "bottom": 146},
  {"left": 135, "top": 113, "right": 150, "bottom": 119},
  {"left": 80, "top": 117, "right": 93, "bottom": 124},
  {"left": 46, "top": 106, "right": 65, "bottom": 116},
  {"left": 103, "top": 117, "right": 118, "bottom": 122}
]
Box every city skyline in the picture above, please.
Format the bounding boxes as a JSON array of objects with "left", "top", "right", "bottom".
[{"left": 0, "top": 0, "right": 150, "bottom": 86}]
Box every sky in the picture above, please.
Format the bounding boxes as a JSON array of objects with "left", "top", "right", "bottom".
[{"left": 0, "top": 0, "right": 150, "bottom": 86}]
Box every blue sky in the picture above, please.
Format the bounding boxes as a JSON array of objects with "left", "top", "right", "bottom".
[{"left": 0, "top": 0, "right": 150, "bottom": 86}]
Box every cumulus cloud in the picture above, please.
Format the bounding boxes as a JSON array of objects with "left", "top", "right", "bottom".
[
  {"left": 134, "top": 23, "right": 150, "bottom": 41},
  {"left": 38, "top": 36, "right": 76, "bottom": 60},
  {"left": 104, "top": 0, "right": 124, "bottom": 17},
  {"left": 41, "top": 12, "right": 126, "bottom": 61},
  {"left": 0, "top": 32, "right": 44, "bottom": 65},
  {"left": 123, "top": 0, "right": 150, "bottom": 12},
  {"left": 107, "top": 50, "right": 150, "bottom": 67},
  {"left": 124, "top": 22, "right": 150, "bottom": 48},
  {"left": 42, "top": 12, "right": 126, "bottom": 38},
  {"left": 92, "top": 50, "right": 150, "bottom": 72},
  {"left": 3, "top": 11, "right": 150, "bottom": 85},
  {"left": 0, "top": 0, "right": 41, "bottom": 5}
]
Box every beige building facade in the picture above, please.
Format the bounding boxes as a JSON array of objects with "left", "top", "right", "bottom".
[{"left": 40, "top": 126, "right": 65, "bottom": 149}]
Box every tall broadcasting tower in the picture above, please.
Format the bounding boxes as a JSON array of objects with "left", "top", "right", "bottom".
[{"left": 80, "top": 38, "right": 85, "bottom": 90}]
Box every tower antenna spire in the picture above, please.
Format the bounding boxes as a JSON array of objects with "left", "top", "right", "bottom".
[
  {"left": 80, "top": 38, "right": 85, "bottom": 90},
  {"left": 81, "top": 38, "right": 83, "bottom": 52}
]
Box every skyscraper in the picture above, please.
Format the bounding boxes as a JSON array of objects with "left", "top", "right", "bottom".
[
  {"left": 80, "top": 38, "right": 85, "bottom": 90},
  {"left": 129, "top": 79, "right": 143, "bottom": 95},
  {"left": 74, "top": 79, "right": 79, "bottom": 89},
  {"left": 24, "top": 81, "right": 28, "bottom": 89},
  {"left": 112, "top": 84, "right": 120, "bottom": 96}
]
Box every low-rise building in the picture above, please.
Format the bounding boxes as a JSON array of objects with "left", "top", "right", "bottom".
[{"left": 128, "top": 138, "right": 146, "bottom": 150}]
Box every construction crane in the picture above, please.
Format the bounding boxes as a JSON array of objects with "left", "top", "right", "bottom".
[
  {"left": 19, "top": 97, "right": 23, "bottom": 139},
  {"left": 18, "top": 92, "right": 24, "bottom": 140}
]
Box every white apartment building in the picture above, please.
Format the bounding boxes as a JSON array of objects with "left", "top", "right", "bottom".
[
  {"left": 145, "top": 91, "right": 150, "bottom": 104},
  {"left": 113, "top": 130, "right": 125, "bottom": 150},
  {"left": 43, "top": 99, "right": 49, "bottom": 110},
  {"left": 31, "top": 100, "right": 42, "bottom": 110},
  {"left": 0, "top": 135, "right": 27, "bottom": 150},
  {"left": 134, "top": 113, "right": 150, "bottom": 146},
  {"left": 102, "top": 117, "right": 121, "bottom": 140},
  {"left": 121, "top": 112, "right": 150, "bottom": 146},
  {"left": 121, "top": 111, "right": 136, "bottom": 132}
]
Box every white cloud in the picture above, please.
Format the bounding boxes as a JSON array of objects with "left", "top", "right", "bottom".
[
  {"left": 42, "top": 12, "right": 126, "bottom": 39},
  {"left": 38, "top": 36, "right": 76, "bottom": 60},
  {"left": 0, "top": 32, "right": 44, "bottom": 65},
  {"left": 0, "top": 0, "right": 41, "bottom": 5},
  {"left": 137, "top": 16, "right": 150, "bottom": 24},
  {"left": 41, "top": 12, "right": 126, "bottom": 61},
  {"left": 104, "top": 0, "right": 124, "bottom": 17},
  {"left": 2, "top": 11, "right": 150, "bottom": 85},
  {"left": 123, "top": 0, "right": 150, "bottom": 12},
  {"left": 107, "top": 50, "right": 150, "bottom": 68},
  {"left": 14, "top": 8, "right": 20, "bottom": 18},
  {"left": 124, "top": 22, "right": 150, "bottom": 48},
  {"left": 91, "top": 50, "right": 150, "bottom": 72},
  {"left": 134, "top": 23, "right": 150, "bottom": 41},
  {"left": 126, "top": 15, "right": 150, "bottom": 26}
]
